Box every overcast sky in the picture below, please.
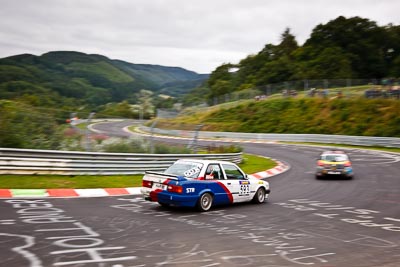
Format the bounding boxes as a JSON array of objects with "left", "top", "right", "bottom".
[{"left": 0, "top": 0, "right": 399, "bottom": 74}]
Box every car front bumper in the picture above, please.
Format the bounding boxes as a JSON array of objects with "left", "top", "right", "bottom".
[{"left": 316, "top": 167, "right": 353, "bottom": 177}]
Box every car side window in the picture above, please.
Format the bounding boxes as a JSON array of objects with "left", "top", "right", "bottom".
[
  {"left": 205, "top": 164, "right": 223, "bottom": 180},
  {"left": 222, "top": 164, "right": 245, "bottom": 180},
  {"left": 321, "top": 154, "right": 348, "bottom": 162}
]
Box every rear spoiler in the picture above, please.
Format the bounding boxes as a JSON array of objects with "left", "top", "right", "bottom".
[{"left": 144, "top": 171, "right": 187, "bottom": 181}]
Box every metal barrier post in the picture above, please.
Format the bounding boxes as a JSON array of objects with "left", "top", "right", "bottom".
[{"left": 86, "top": 112, "right": 95, "bottom": 151}]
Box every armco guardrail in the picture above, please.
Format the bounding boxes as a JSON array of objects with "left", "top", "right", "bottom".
[
  {"left": 0, "top": 148, "right": 242, "bottom": 175},
  {"left": 140, "top": 126, "right": 400, "bottom": 148}
]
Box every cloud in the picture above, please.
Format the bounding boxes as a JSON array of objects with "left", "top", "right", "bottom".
[{"left": 0, "top": 0, "right": 399, "bottom": 73}]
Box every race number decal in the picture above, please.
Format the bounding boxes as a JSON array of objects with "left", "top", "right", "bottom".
[
  {"left": 239, "top": 182, "right": 250, "bottom": 196},
  {"left": 184, "top": 166, "right": 201, "bottom": 177}
]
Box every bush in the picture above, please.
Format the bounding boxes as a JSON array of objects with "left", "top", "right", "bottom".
[
  {"left": 100, "top": 138, "right": 148, "bottom": 153},
  {"left": 154, "top": 143, "right": 191, "bottom": 154},
  {"left": 206, "top": 144, "right": 243, "bottom": 153}
]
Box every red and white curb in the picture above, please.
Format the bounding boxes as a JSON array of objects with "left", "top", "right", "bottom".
[
  {"left": 0, "top": 187, "right": 141, "bottom": 198},
  {"left": 0, "top": 162, "right": 289, "bottom": 198},
  {"left": 248, "top": 160, "right": 290, "bottom": 179}
]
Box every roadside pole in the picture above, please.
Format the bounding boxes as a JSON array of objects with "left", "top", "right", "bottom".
[
  {"left": 187, "top": 124, "right": 204, "bottom": 153},
  {"left": 86, "top": 112, "right": 95, "bottom": 151}
]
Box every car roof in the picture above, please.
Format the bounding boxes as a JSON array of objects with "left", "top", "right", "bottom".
[
  {"left": 321, "top": 150, "right": 347, "bottom": 155},
  {"left": 175, "top": 159, "right": 236, "bottom": 165}
]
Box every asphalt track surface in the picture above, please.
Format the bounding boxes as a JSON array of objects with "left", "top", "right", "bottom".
[{"left": 0, "top": 120, "right": 399, "bottom": 267}]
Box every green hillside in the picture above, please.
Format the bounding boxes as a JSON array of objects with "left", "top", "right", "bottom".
[
  {"left": 157, "top": 97, "right": 400, "bottom": 137},
  {"left": 0, "top": 51, "right": 208, "bottom": 108}
]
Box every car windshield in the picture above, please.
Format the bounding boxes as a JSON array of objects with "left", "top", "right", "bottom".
[
  {"left": 164, "top": 161, "right": 204, "bottom": 178},
  {"left": 321, "top": 154, "right": 348, "bottom": 162}
]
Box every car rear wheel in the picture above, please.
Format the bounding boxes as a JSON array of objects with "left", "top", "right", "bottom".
[
  {"left": 253, "top": 187, "right": 266, "bottom": 204},
  {"left": 197, "top": 192, "right": 213, "bottom": 212}
]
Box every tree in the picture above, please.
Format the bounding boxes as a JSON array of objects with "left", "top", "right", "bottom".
[
  {"left": 304, "top": 16, "right": 387, "bottom": 78},
  {"left": 293, "top": 46, "right": 353, "bottom": 79},
  {"left": 0, "top": 100, "right": 61, "bottom": 149},
  {"left": 207, "top": 64, "right": 235, "bottom": 103},
  {"left": 276, "top": 28, "right": 299, "bottom": 58},
  {"left": 384, "top": 24, "right": 400, "bottom": 77}
]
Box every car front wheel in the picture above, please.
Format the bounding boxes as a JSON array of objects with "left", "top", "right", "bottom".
[
  {"left": 253, "top": 187, "right": 266, "bottom": 204},
  {"left": 197, "top": 192, "right": 213, "bottom": 212}
]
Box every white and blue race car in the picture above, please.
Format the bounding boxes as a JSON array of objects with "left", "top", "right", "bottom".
[{"left": 140, "top": 159, "right": 270, "bottom": 212}]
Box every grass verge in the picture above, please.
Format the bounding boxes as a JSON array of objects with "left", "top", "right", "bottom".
[
  {"left": 0, "top": 154, "right": 276, "bottom": 189},
  {"left": 239, "top": 154, "right": 276, "bottom": 174}
]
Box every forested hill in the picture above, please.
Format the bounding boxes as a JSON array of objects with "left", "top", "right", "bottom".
[
  {"left": 0, "top": 51, "right": 208, "bottom": 107},
  {"left": 197, "top": 16, "right": 400, "bottom": 106}
]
